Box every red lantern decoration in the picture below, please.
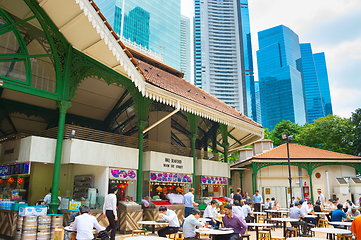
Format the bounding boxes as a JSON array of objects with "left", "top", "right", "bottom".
[
  {"left": 17, "top": 178, "right": 24, "bottom": 190},
  {"left": 118, "top": 182, "right": 127, "bottom": 201},
  {"left": 156, "top": 186, "right": 162, "bottom": 195},
  {"left": 199, "top": 186, "right": 201, "bottom": 195},
  {"left": 0, "top": 179, "right": 3, "bottom": 185},
  {"left": 167, "top": 185, "right": 174, "bottom": 193},
  {"left": 7, "top": 177, "right": 14, "bottom": 189}
]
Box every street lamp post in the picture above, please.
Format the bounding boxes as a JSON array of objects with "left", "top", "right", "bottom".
[{"left": 282, "top": 133, "right": 293, "bottom": 205}]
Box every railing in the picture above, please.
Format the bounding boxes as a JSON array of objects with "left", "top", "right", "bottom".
[{"left": 35, "top": 125, "right": 219, "bottom": 161}]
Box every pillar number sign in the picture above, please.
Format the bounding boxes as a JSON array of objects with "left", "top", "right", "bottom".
[{"left": 110, "top": 169, "right": 136, "bottom": 180}]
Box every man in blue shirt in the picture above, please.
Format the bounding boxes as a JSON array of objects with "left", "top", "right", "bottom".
[
  {"left": 183, "top": 188, "right": 198, "bottom": 218},
  {"left": 332, "top": 203, "right": 351, "bottom": 227},
  {"left": 252, "top": 190, "right": 263, "bottom": 212}
]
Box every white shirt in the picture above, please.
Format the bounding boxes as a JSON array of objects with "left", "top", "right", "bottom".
[
  {"left": 318, "top": 194, "right": 325, "bottom": 204},
  {"left": 103, "top": 193, "right": 117, "bottom": 216},
  {"left": 203, "top": 205, "right": 218, "bottom": 218},
  {"left": 183, "top": 214, "right": 204, "bottom": 238},
  {"left": 242, "top": 205, "right": 252, "bottom": 218},
  {"left": 162, "top": 209, "right": 180, "bottom": 227},
  {"left": 72, "top": 213, "right": 104, "bottom": 240},
  {"left": 44, "top": 193, "right": 51, "bottom": 206},
  {"left": 232, "top": 206, "right": 245, "bottom": 219},
  {"left": 300, "top": 204, "right": 309, "bottom": 216}
]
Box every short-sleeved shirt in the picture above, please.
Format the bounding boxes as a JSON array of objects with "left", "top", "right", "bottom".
[
  {"left": 183, "top": 192, "right": 195, "bottom": 208},
  {"left": 332, "top": 209, "right": 347, "bottom": 222},
  {"left": 253, "top": 194, "right": 263, "bottom": 204},
  {"left": 351, "top": 215, "right": 361, "bottom": 240},
  {"left": 233, "top": 193, "right": 242, "bottom": 202},
  {"left": 223, "top": 213, "right": 247, "bottom": 235}
]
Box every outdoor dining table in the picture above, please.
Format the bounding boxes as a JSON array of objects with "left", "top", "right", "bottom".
[
  {"left": 270, "top": 218, "right": 299, "bottom": 237},
  {"left": 312, "top": 212, "right": 329, "bottom": 215},
  {"left": 247, "top": 223, "right": 274, "bottom": 240},
  {"left": 328, "top": 221, "right": 352, "bottom": 227},
  {"left": 287, "top": 237, "right": 327, "bottom": 240},
  {"left": 137, "top": 221, "right": 169, "bottom": 234},
  {"left": 265, "top": 209, "right": 289, "bottom": 218},
  {"left": 196, "top": 228, "right": 234, "bottom": 240},
  {"left": 311, "top": 227, "right": 351, "bottom": 240},
  {"left": 125, "top": 237, "right": 168, "bottom": 240}
]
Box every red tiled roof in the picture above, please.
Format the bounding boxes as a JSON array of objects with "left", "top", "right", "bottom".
[
  {"left": 136, "top": 59, "right": 262, "bottom": 127},
  {"left": 88, "top": 0, "right": 262, "bottom": 128}
]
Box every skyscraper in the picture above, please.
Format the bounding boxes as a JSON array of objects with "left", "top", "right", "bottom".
[
  {"left": 313, "top": 52, "right": 333, "bottom": 116},
  {"left": 254, "top": 81, "right": 262, "bottom": 125},
  {"left": 297, "top": 43, "right": 324, "bottom": 123},
  {"left": 257, "top": 25, "right": 307, "bottom": 130},
  {"left": 180, "top": 15, "right": 191, "bottom": 82},
  {"left": 193, "top": 0, "right": 255, "bottom": 114},
  {"left": 96, "top": 0, "right": 181, "bottom": 70}
]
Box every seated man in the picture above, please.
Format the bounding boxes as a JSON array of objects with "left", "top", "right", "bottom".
[
  {"left": 219, "top": 204, "right": 247, "bottom": 240},
  {"left": 264, "top": 198, "right": 271, "bottom": 210},
  {"left": 348, "top": 205, "right": 360, "bottom": 218},
  {"left": 272, "top": 200, "right": 280, "bottom": 210},
  {"left": 204, "top": 200, "right": 221, "bottom": 228},
  {"left": 289, "top": 202, "right": 307, "bottom": 236},
  {"left": 72, "top": 205, "right": 105, "bottom": 240},
  {"left": 332, "top": 203, "right": 351, "bottom": 228},
  {"left": 348, "top": 205, "right": 361, "bottom": 218},
  {"left": 183, "top": 208, "right": 204, "bottom": 240},
  {"left": 232, "top": 200, "right": 245, "bottom": 220},
  {"left": 158, "top": 206, "right": 180, "bottom": 237},
  {"left": 242, "top": 202, "right": 254, "bottom": 223}
]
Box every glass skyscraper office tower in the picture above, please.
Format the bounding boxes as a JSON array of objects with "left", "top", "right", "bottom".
[
  {"left": 257, "top": 25, "right": 306, "bottom": 130},
  {"left": 181, "top": 15, "right": 191, "bottom": 82},
  {"left": 194, "top": 0, "right": 256, "bottom": 117},
  {"left": 96, "top": 0, "right": 181, "bottom": 71},
  {"left": 257, "top": 25, "right": 333, "bottom": 130}
]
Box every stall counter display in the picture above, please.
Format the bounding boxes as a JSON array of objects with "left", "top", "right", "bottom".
[
  {"left": 73, "top": 175, "right": 94, "bottom": 200},
  {"left": 117, "top": 201, "right": 143, "bottom": 234}
]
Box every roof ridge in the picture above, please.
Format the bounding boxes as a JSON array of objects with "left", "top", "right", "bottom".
[{"left": 288, "top": 143, "right": 361, "bottom": 158}]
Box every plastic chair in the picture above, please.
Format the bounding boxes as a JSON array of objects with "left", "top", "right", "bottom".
[
  {"left": 286, "top": 227, "right": 297, "bottom": 237},
  {"left": 258, "top": 231, "right": 271, "bottom": 240},
  {"left": 317, "top": 219, "right": 329, "bottom": 228},
  {"left": 337, "top": 234, "right": 352, "bottom": 240},
  {"left": 258, "top": 215, "right": 266, "bottom": 223},
  {"left": 132, "top": 229, "right": 147, "bottom": 236}
]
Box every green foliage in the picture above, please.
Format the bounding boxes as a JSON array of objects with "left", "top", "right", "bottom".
[
  {"left": 269, "top": 120, "right": 301, "bottom": 146},
  {"left": 351, "top": 108, "right": 361, "bottom": 156},
  {"left": 296, "top": 115, "right": 354, "bottom": 155}
]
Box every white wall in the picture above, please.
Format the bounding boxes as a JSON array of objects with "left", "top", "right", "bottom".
[
  {"left": 62, "top": 139, "right": 138, "bottom": 168},
  {"left": 143, "top": 151, "right": 193, "bottom": 174},
  {"left": 195, "top": 159, "right": 229, "bottom": 178}
]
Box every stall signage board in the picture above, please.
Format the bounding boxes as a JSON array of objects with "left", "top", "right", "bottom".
[
  {"left": 0, "top": 162, "right": 30, "bottom": 176},
  {"left": 110, "top": 169, "right": 137, "bottom": 180},
  {"left": 150, "top": 172, "right": 192, "bottom": 183},
  {"left": 201, "top": 176, "right": 228, "bottom": 185}
]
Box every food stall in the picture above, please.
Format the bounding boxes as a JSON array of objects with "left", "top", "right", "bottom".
[
  {"left": 0, "top": 162, "right": 30, "bottom": 238},
  {"left": 142, "top": 151, "right": 193, "bottom": 225},
  {"left": 195, "top": 159, "right": 230, "bottom": 213},
  {"left": 109, "top": 168, "right": 142, "bottom": 233}
]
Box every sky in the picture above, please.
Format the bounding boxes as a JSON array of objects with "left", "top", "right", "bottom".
[{"left": 181, "top": 0, "right": 361, "bottom": 118}]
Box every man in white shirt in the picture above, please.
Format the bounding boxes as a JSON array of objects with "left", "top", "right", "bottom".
[
  {"left": 43, "top": 188, "right": 52, "bottom": 209},
  {"left": 317, "top": 189, "right": 325, "bottom": 206},
  {"left": 103, "top": 185, "right": 118, "bottom": 240},
  {"left": 204, "top": 200, "right": 220, "bottom": 227},
  {"left": 242, "top": 202, "right": 254, "bottom": 223},
  {"left": 72, "top": 206, "right": 105, "bottom": 240},
  {"left": 158, "top": 206, "right": 180, "bottom": 237},
  {"left": 232, "top": 200, "right": 245, "bottom": 220},
  {"left": 183, "top": 209, "right": 204, "bottom": 240}
]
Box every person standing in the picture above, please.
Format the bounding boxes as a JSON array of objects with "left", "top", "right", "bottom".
[
  {"left": 220, "top": 204, "right": 247, "bottom": 240},
  {"left": 183, "top": 188, "right": 198, "bottom": 218},
  {"left": 103, "top": 185, "right": 118, "bottom": 240},
  {"left": 183, "top": 209, "right": 204, "bottom": 240},
  {"left": 233, "top": 188, "right": 242, "bottom": 202},
  {"left": 73, "top": 206, "right": 105, "bottom": 240},
  {"left": 252, "top": 190, "right": 263, "bottom": 212},
  {"left": 351, "top": 214, "right": 361, "bottom": 240},
  {"left": 242, "top": 192, "right": 251, "bottom": 204},
  {"left": 43, "top": 188, "right": 52, "bottom": 209},
  {"left": 158, "top": 206, "right": 180, "bottom": 237},
  {"left": 317, "top": 189, "right": 325, "bottom": 206},
  {"left": 230, "top": 191, "right": 234, "bottom": 199}
]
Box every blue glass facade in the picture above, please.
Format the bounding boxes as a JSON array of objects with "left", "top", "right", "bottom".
[
  {"left": 96, "top": 0, "right": 181, "bottom": 70},
  {"left": 240, "top": 0, "right": 257, "bottom": 122},
  {"left": 193, "top": 0, "right": 201, "bottom": 88},
  {"left": 257, "top": 25, "right": 306, "bottom": 130},
  {"left": 254, "top": 81, "right": 262, "bottom": 125},
  {"left": 313, "top": 52, "right": 333, "bottom": 116},
  {"left": 297, "top": 43, "right": 324, "bottom": 123}
]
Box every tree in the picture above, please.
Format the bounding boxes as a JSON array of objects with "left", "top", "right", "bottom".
[
  {"left": 351, "top": 108, "right": 361, "bottom": 156},
  {"left": 297, "top": 115, "right": 354, "bottom": 155},
  {"left": 269, "top": 120, "right": 302, "bottom": 146}
]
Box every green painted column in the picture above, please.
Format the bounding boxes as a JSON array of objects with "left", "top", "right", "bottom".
[
  {"left": 136, "top": 120, "right": 148, "bottom": 203},
  {"left": 239, "top": 170, "right": 244, "bottom": 190},
  {"left": 252, "top": 162, "right": 258, "bottom": 193},
  {"left": 189, "top": 133, "right": 198, "bottom": 188},
  {"left": 308, "top": 163, "right": 314, "bottom": 203},
  {"left": 220, "top": 124, "right": 229, "bottom": 196},
  {"left": 49, "top": 100, "right": 71, "bottom": 214}
]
